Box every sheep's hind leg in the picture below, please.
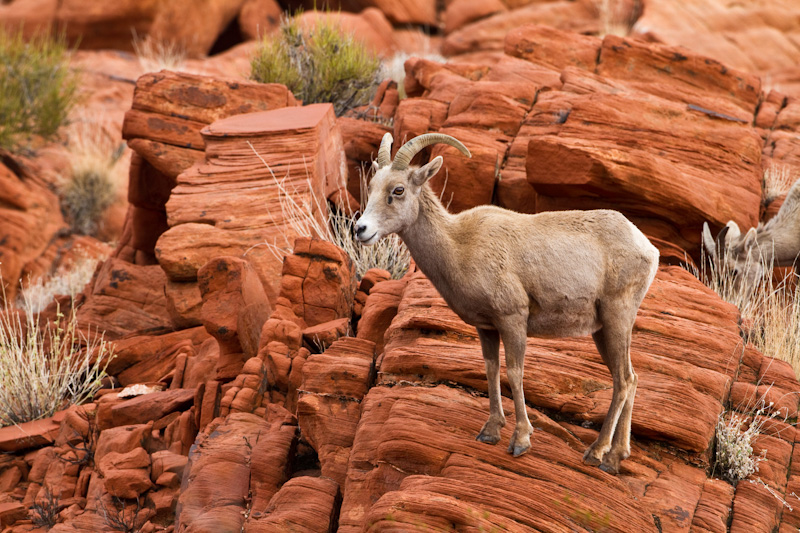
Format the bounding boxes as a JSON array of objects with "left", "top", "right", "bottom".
[
  {"left": 583, "top": 319, "right": 635, "bottom": 474},
  {"left": 476, "top": 328, "right": 505, "bottom": 444},
  {"left": 499, "top": 318, "right": 533, "bottom": 457}
]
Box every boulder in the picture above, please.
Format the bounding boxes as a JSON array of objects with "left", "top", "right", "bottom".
[
  {"left": 157, "top": 104, "right": 346, "bottom": 308},
  {"left": 76, "top": 257, "right": 172, "bottom": 339},
  {"left": 198, "top": 256, "right": 272, "bottom": 380}
]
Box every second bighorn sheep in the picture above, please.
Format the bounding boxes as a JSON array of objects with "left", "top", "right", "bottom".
[
  {"left": 703, "top": 178, "right": 800, "bottom": 289},
  {"left": 355, "top": 133, "right": 659, "bottom": 474}
]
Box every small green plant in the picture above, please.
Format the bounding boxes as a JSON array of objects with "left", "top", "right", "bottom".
[
  {"left": 60, "top": 120, "right": 123, "bottom": 236},
  {"left": 0, "top": 28, "right": 77, "bottom": 150},
  {"left": 0, "top": 288, "right": 113, "bottom": 426},
  {"left": 250, "top": 14, "right": 381, "bottom": 116}
]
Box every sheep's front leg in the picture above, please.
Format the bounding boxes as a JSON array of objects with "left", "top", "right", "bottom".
[
  {"left": 499, "top": 318, "right": 533, "bottom": 457},
  {"left": 476, "top": 328, "right": 505, "bottom": 444}
]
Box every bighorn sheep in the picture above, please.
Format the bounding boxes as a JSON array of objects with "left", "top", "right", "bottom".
[
  {"left": 702, "top": 178, "right": 800, "bottom": 289},
  {"left": 355, "top": 133, "right": 659, "bottom": 473}
]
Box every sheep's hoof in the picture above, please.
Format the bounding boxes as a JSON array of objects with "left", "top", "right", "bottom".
[
  {"left": 599, "top": 461, "right": 620, "bottom": 475},
  {"left": 510, "top": 443, "right": 530, "bottom": 457},
  {"left": 581, "top": 446, "right": 604, "bottom": 467},
  {"left": 476, "top": 432, "right": 501, "bottom": 445}
]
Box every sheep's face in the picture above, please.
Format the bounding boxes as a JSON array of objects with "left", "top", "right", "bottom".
[
  {"left": 727, "top": 241, "right": 764, "bottom": 293},
  {"left": 354, "top": 156, "right": 443, "bottom": 245}
]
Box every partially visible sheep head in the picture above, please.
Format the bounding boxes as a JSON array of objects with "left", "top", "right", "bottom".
[{"left": 702, "top": 220, "right": 764, "bottom": 291}]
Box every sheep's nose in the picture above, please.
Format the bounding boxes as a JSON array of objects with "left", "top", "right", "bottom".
[{"left": 355, "top": 222, "right": 367, "bottom": 237}]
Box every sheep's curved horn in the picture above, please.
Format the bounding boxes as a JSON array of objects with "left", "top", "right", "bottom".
[
  {"left": 391, "top": 133, "right": 471, "bottom": 170},
  {"left": 715, "top": 225, "right": 730, "bottom": 260},
  {"left": 377, "top": 132, "right": 393, "bottom": 168}
]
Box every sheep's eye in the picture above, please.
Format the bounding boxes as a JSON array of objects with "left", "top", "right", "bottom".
[{"left": 393, "top": 186, "right": 405, "bottom": 196}]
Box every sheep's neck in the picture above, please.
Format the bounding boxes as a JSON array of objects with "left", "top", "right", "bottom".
[{"left": 399, "top": 186, "right": 457, "bottom": 287}]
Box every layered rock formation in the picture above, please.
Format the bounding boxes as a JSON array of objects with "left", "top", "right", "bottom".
[{"left": 2, "top": 2, "right": 800, "bottom": 532}]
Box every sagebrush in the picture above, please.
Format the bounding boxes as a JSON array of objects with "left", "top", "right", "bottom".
[
  {"left": 0, "top": 28, "right": 77, "bottom": 149},
  {"left": 250, "top": 15, "right": 381, "bottom": 116},
  {"left": 0, "top": 289, "right": 112, "bottom": 426}
]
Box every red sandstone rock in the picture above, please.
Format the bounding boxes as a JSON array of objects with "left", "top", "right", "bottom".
[
  {"left": 297, "top": 338, "right": 376, "bottom": 486},
  {"left": 295, "top": 8, "right": 398, "bottom": 54},
  {"left": 356, "top": 278, "right": 408, "bottom": 354},
  {"left": 442, "top": 1, "right": 599, "bottom": 56},
  {"left": 198, "top": 256, "right": 272, "bottom": 380},
  {"left": 75, "top": 257, "right": 172, "bottom": 339},
  {"left": 157, "top": 104, "right": 345, "bottom": 308},
  {"left": 0, "top": 158, "right": 66, "bottom": 303},
  {"left": 302, "top": 318, "right": 351, "bottom": 352},
  {"left": 248, "top": 424, "right": 297, "bottom": 510},
  {"left": 245, "top": 476, "right": 340, "bottom": 532},
  {"left": 110, "top": 388, "right": 195, "bottom": 427},
  {"left": 238, "top": 0, "right": 282, "bottom": 39},
  {"left": 632, "top": 0, "right": 800, "bottom": 99},
  {"left": 0, "top": 415, "right": 62, "bottom": 453},
  {"left": 176, "top": 413, "right": 271, "bottom": 532}
]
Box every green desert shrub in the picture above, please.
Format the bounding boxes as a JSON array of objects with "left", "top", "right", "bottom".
[
  {"left": 0, "top": 29, "right": 77, "bottom": 149},
  {"left": 250, "top": 15, "right": 381, "bottom": 116}
]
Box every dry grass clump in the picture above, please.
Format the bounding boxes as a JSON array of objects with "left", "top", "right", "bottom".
[
  {"left": 250, "top": 15, "right": 381, "bottom": 116},
  {"left": 763, "top": 163, "right": 798, "bottom": 205},
  {"left": 19, "top": 252, "right": 105, "bottom": 314},
  {"left": 60, "top": 120, "right": 124, "bottom": 236},
  {"left": 596, "top": 0, "right": 641, "bottom": 37},
  {"left": 0, "top": 28, "right": 77, "bottom": 150},
  {"left": 382, "top": 51, "right": 446, "bottom": 100},
  {"left": 0, "top": 290, "right": 112, "bottom": 426},
  {"left": 250, "top": 143, "right": 410, "bottom": 280},
  {"left": 687, "top": 249, "right": 800, "bottom": 374},
  {"left": 131, "top": 31, "right": 188, "bottom": 74}
]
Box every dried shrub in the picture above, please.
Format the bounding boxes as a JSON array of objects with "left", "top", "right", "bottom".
[
  {"left": 249, "top": 143, "right": 410, "bottom": 280},
  {"left": 131, "top": 31, "right": 188, "bottom": 74},
  {"left": 250, "top": 14, "right": 381, "bottom": 116},
  {"left": 31, "top": 486, "right": 61, "bottom": 528},
  {"left": 0, "top": 290, "right": 113, "bottom": 426},
  {"left": 19, "top": 251, "right": 105, "bottom": 314},
  {"left": 60, "top": 119, "right": 123, "bottom": 236},
  {"left": 0, "top": 28, "right": 77, "bottom": 150}
]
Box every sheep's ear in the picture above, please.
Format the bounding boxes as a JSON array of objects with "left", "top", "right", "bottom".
[
  {"left": 702, "top": 222, "right": 716, "bottom": 257},
  {"left": 371, "top": 160, "right": 379, "bottom": 173},
  {"left": 743, "top": 227, "right": 758, "bottom": 248},
  {"left": 411, "top": 156, "right": 443, "bottom": 186},
  {"left": 725, "top": 220, "right": 741, "bottom": 243}
]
